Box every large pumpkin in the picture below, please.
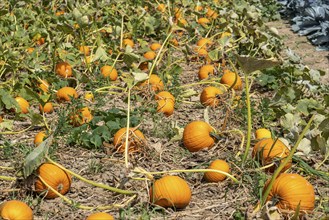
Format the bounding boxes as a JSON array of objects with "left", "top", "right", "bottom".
[
  {"left": 113, "top": 127, "right": 146, "bottom": 153},
  {"left": 252, "top": 138, "right": 291, "bottom": 173},
  {"left": 150, "top": 176, "right": 191, "bottom": 209},
  {"left": 86, "top": 212, "right": 114, "bottom": 220},
  {"left": 56, "top": 87, "right": 78, "bottom": 102},
  {"left": 183, "top": 121, "right": 215, "bottom": 152},
  {"left": 204, "top": 159, "right": 230, "bottom": 182},
  {"left": 264, "top": 173, "right": 315, "bottom": 212},
  {"left": 35, "top": 163, "right": 72, "bottom": 199},
  {"left": 0, "top": 200, "right": 33, "bottom": 220},
  {"left": 200, "top": 86, "right": 224, "bottom": 107}
]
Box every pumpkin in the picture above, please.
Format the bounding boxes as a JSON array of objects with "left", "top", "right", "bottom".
[
  {"left": 27, "top": 47, "right": 35, "bottom": 54},
  {"left": 170, "top": 38, "right": 179, "bottom": 46},
  {"left": 156, "top": 4, "right": 166, "bottom": 13},
  {"left": 150, "top": 175, "right": 191, "bottom": 209},
  {"left": 156, "top": 100, "right": 174, "bottom": 116},
  {"left": 143, "top": 51, "right": 156, "bottom": 60},
  {"left": 0, "top": 200, "right": 33, "bottom": 220},
  {"left": 56, "top": 87, "right": 78, "bottom": 102},
  {"left": 139, "top": 74, "right": 164, "bottom": 92},
  {"left": 84, "top": 92, "right": 94, "bottom": 102},
  {"left": 252, "top": 138, "right": 291, "bottom": 173},
  {"left": 198, "top": 65, "right": 215, "bottom": 80},
  {"left": 200, "top": 86, "right": 224, "bottom": 107},
  {"left": 123, "top": 39, "right": 134, "bottom": 48},
  {"left": 255, "top": 128, "right": 271, "bottom": 140},
  {"left": 197, "top": 17, "right": 210, "bottom": 26},
  {"left": 177, "top": 18, "right": 188, "bottom": 27},
  {"left": 113, "top": 127, "right": 146, "bottom": 153},
  {"left": 35, "top": 163, "right": 72, "bottom": 199},
  {"left": 55, "top": 61, "right": 72, "bottom": 78},
  {"left": 86, "top": 212, "right": 114, "bottom": 220},
  {"left": 197, "top": 48, "right": 208, "bottom": 57},
  {"left": 39, "top": 79, "right": 50, "bottom": 93},
  {"left": 150, "top": 43, "right": 162, "bottom": 51},
  {"left": 206, "top": 7, "right": 218, "bottom": 19},
  {"left": 220, "top": 69, "right": 242, "bottom": 90},
  {"left": 264, "top": 173, "right": 315, "bottom": 212},
  {"left": 174, "top": 8, "right": 182, "bottom": 19},
  {"left": 195, "top": 5, "right": 203, "bottom": 12},
  {"left": 79, "top": 45, "right": 90, "bottom": 56},
  {"left": 34, "top": 131, "right": 47, "bottom": 146},
  {"left": 196, "top": 38, "right": 212, "bottom": 49},
  {"left": 69, "top": 107, "right": 93, "bottom": 127},
  {"left": 155, "top": 91, "right": 175, "bottom": 103},
  {"left": 183, "top": 121, "right": 216, "bottom": 152},
  {"left": 204, "top": 159, "right": 230, "bottom": 182},
  {"left": 15, "top": 97, "right": 29, "bottom": 114},
  {"left": 100, "top": 65, "right": 118, "bottom": 81},
  {"left": 39, "top": 102, "right": 54, "bottom": 114}
]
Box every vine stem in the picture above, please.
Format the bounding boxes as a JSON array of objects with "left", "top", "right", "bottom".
[
  {"left": 0, "top": 175, "right": 16, "bottom": 181},
  {"left": 45, "top": 156, "right": 136, "bottom": 195},
  {"left": 0, "top": 125, "right": 33, "bottom": 135},
  {"left": 174, "top": 80, "right": 228, "bottom": 91},
  {"left": 38, "top": 175, "right": 136, "bottom": 210},
  {"left": 124, "top": 87, "right": 132, "bottom": 168},
  {"left": 242, "top": 70, "right": 252, "bottom": 164},
  {"left": 261, "top": 115, "right": 315, "bottom": 206},
  {"left": 135, "top": 168, "right": 239, "bottom": 183}
]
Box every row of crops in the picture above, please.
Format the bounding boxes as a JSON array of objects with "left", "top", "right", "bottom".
[{"left": 0, "top": 0, "right": 328, "bottom": 219}]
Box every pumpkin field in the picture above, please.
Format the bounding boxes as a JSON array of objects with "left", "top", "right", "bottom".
[{"left": 0, "top": 0, "right": 328, "bottom": 219}]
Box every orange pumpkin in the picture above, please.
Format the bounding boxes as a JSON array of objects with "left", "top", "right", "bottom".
[
  {"left": 56, "top": 87, "right": 78, "bottom": 102},
  {"left": 139, "top": 74, "right": 164, "bottom": 92},
  {"left": 79, "top": 45, "right": 90, "bottom": 56},
  {"left": 38, "top": 79, "right": 50, "bottom": 93},
  {"left": 15, "top": 97, "right": 29, "bottom": 114},
  {"left": 150, "top": 176, "right": 191, "bottom": 209},
  {"left": 35, "top": 163, "right": 72, "bottom": 199},
  {"left": 113, "top": 127, "right": 146, "bottom": 153},
  {"left": 198, "top": 65, "right": 215, "bottom": 80},
  {"left": 206, "top": 7, "right": 218, "bottom": 19},
  {"left": 39, "top": 102, "right": 54, "bottom": 114},
  {"left": 220, "top": 69, "right": 242, "bottom": 90},
  {"left": 264, "top": 173, "right": 315, "bottom": 212},
  {"left": 55, "top": 61, "right": 72, "bottom": 78},
  {"left": 0, "top": 200, "right": 33, "bottom": 220},
  {"left": 86, "top": 212, "right": 114, "bottom": 220},
  {"left": 196, "top": 38, "right": 212, "bottom": 49},
  {"left": 150, "top": 43, "right": 162, "bottom": 51},
  {"left": 200, "top": 86, "right": 224, "bottom": 107},
  {"left": 123, "top": 39, "right": 134, "bottom": 48},
  {"left": 100, "top": 65, "right": 118, "bottom": 81},
  {"left": 252, "top": 138, "right": 291, "bottom": 173},
  {"left": 204, "top": 159, "right": 230, "bottom": 182},
  {"left": 69, "top": 107, "right": 93, "bottom": 127},
  {"left": 255, "top": 128, "right": 271, "bottom": 140},
  {"left": 156, "top": 4, "right": 166, "bottom": 13},
  {"left": 183, "top": 121, "right": 216, "bottom": 152},
  {"left": 155, "top": 91, "right": 175, "bottom": 116},
  {"left": 143, "top": 51, "right": 156, "bottom": 60},
  {"left": 155, "top": 91, "right": 175, "bottom": 103},
  {"left": 197, "top": 17, "right": 210, "bottom": 26},
  {"left": 34, "top": 131, "right": 47, "bottom": 146}
]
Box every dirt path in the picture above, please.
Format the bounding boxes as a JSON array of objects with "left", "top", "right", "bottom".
[{"left": 266, "top": 20, "right": 329, "bottom": 83}]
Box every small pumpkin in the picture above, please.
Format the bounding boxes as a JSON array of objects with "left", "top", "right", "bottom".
[
  {"left": 100, "top": 65, "right": 118, "bottom": 81},
  {"left": 39, "top": 102, "right": 54, "bottom": 114},
  {"left": 15, "top": 97, "right": 29, "bottom": 114},
  {"left": 56, "top": 87, "right": 78, "bottom": 102},
  {"left": 69, "top": 107, "right": 93, "bottom": 127},
  {"left": 113, "top": 127, "right": 146, "bottom": 153},
  {"left": 155, "top": 91, "right": 175, "bottom": 103},
  {"left": 139, "top": 74, "right": 164, "bottom": 92},
  {"left": 197, "top": 17, "right": 210, "bottom": 26},
  {"left": 183, "top": 121, "right": 216, "bottom": 152},
  {"left": 150, "top": 175, "right": 191, "bottom": 209},
  {"left": 252, "top": 138, "right": 291, "bottom": 173},
  {"left": 198, "top": 65, "right": 215, "bottom": 80},
  {"left": 79, "top": 45, "right": 90, "bottom": 56},
  {"left": 143, "top": 51, "right": 156, "bottom": 60},
  {"left": 255, "top": 128, "right": 271, "bottom": 140},
  {"left": 156, "top": 100, "right": 174, "bottom": 116},
  {"left": 0, "top": 200, "right": 33, "bottom": 220},
  {"left": 123, "top": 39, "right": 134, "bottom": 48},
  {"left": 156, "top": 3, "right": 166, "bottom": 13},
  {"left": 206, "top": 7, "right": 218, "bottom": 19},
  {"left": 150, "top": 43, "right": 162, "bottom": 51},
  {"left": 84, "top": 92, "right": 94, "bottom": 102},
  {"left": 204, "top": 159, "right": 230, "bottom": 182},
  {"left": 34, "top": 131, "right": 47, "bottom": 146},
  {"left": 220, "top": 69, "right": 242, "bottom": 90},
  {"left": 200, "top": 86, "right": 224, "bottom": 107},
  {"left": 35, "top": 163, "right": 72, "bottom": 199},
  {"left": 196, "top": 38, "right": 212, "bottom": 49},
  {"left": 86, "top": 212, "right": 114, "bottom": 220},
  {"left": 38, "top": 79, "right": 50, "bottom": 93},
  {"left": 264, "top": 173, "right": 315, "bottom": 212},
  {"left": 55, "top": 61, "right": 72, "bottom": 78}
]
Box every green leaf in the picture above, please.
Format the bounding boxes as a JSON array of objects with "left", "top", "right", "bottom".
[
  {"left": 22, "top": 134, "right": 52, "bottom": 178},
  {"left": 132, "top": 72, "right": 148, "bottom": 83},
  {"left": 0, "top": 89, "right": 19, "bottom": 110},
  {"left": 235, "top": 54, "right": 281, "bottom": 74},
  {"left": 123, "top": 52, "right": 140, "bottom": 66}
]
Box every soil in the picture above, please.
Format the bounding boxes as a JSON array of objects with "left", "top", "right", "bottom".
[
  {"left": 266, "top": 20, "right": 329, "bottom": 83},
  {"left": 1, "top": 19, "right": 328, "bottom": 220}
]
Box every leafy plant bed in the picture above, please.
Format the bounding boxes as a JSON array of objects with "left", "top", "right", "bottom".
[{"left": 1, "top": 0, "right": 328, "bottom": 219}]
